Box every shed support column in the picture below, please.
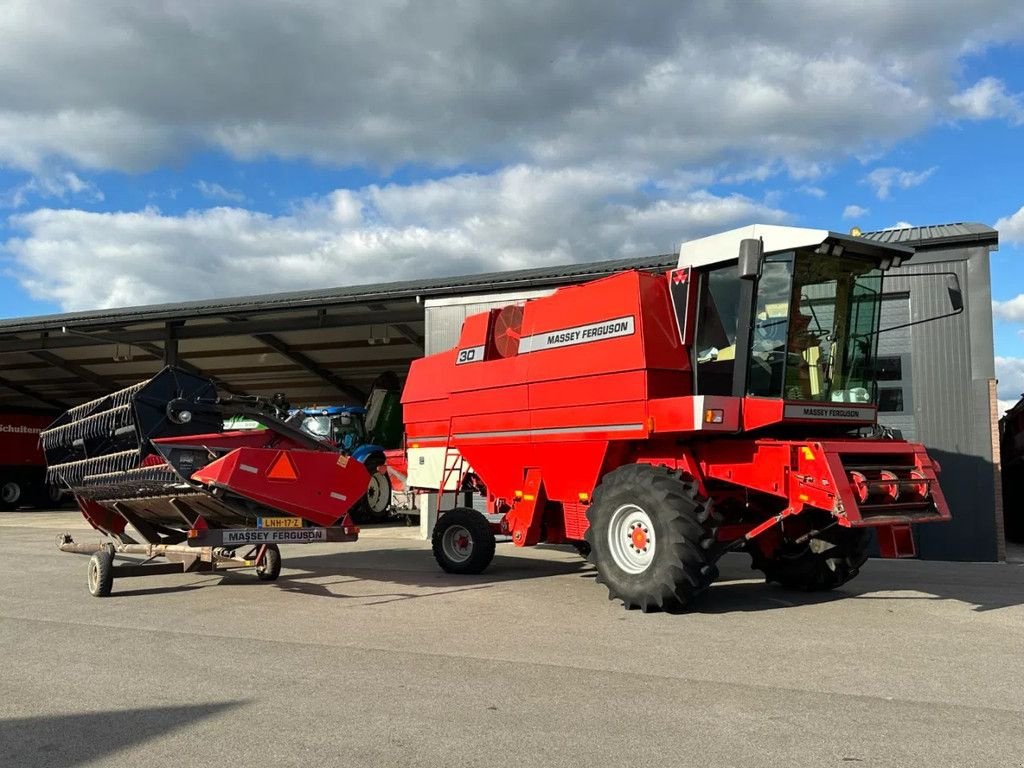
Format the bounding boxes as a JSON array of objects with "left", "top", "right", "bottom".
[{"left": 164, "top": 323, "right": 180, "bottom": 367}]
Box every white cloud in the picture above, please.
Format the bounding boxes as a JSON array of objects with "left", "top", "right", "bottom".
[
  {"left": 0, "top": 169, "right": 103, "bottom": 209},
  {"left": 998, "top": 399, "right": 1017, "bottom": 415},
  {"left": 950, "top": 76, "right": 1024, "bottom": 125},
  {"left": 799, "top": 185, "right": 826, "bottom": 199},
  {"left": 194, "top": 180, "right": 245, "bottom": 203},
  {"left": 891, "top": 221, "right": 914, "bottom": 229},
  {"left": 3, "top": 166, "right": 789, "bottom": 311},
  {"left": 995, "top": 356, "right": 1024, "bottom": 405},
  {"left": 0, "top": 2, "right": 1020, "bottom": 174},
  {"left": 864, "top": 166, "right": 937, "bottom": 200},
  {"left": 843, "top": 204, "right": 869, "bottom": 219},
  {"left": 993, "top": 295, "right": 1024, "bottom": 322},
  {"left": 995, "top": 205, "right": 1024, "bottom": 244}
]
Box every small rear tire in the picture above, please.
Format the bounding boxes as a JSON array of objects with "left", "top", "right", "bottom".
[
  {"left": 87, "top": 549, "right": 114, "bottom": 597},
  {"left": 256, "top": 544, "right": 282, "bottom": 581},
  {"left": 432, "top": 507, "right": 496, "bottom": 575}
]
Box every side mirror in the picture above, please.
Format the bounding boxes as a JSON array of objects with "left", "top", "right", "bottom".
[
  {"left": 738, "top": 238, "right": 763, "bottom": 280},
  {"left": 946, "top": 274, "right": 964, "bottom": 313}
]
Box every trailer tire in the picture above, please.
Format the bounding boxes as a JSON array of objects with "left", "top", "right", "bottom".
[
  {"left": 749, "top": 525, "right": 870, "bottom": 592},
  {"left": 256, "top": 544, "right": 282, "bottom": 581},
  {"left": 432, "top": 507, "right": 495, "bottom": 575},
  {"left": 87, "top": 549, "right": 114, "bottom": 597},
  {"left": 351, "top": 456, "right": 392, "bottom": 524},
  {"left": 0, "top": 475, "right": 26, "bottom": 511},
  {"left": 586, "top": 464, "right": 718, "bottom": 613}
]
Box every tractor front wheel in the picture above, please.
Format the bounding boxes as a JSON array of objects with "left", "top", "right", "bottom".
[
  {"left": 585, "top": 464, "right": 719, "bottom": 613},
  {"left": 432, "top": 507, "right": 496, "bottom": 575},
  {"left": 749, "top": 524, "right": 870, "bottom": 591}
]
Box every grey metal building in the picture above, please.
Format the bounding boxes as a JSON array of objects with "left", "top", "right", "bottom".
[{"left": 0, "top": 222, "right": 1002, "bottom": 560}]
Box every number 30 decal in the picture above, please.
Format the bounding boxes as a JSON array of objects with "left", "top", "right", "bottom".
[{"left": 456, "top": 345, "right": 485, "bottom": 365}]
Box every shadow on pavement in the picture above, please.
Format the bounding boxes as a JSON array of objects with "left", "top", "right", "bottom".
[
  {"left": 0, "top": 701, "right": 245, "bottom": 767},
  {"left": 682, "top": 553, "right": 1024, "bottom": 614}
]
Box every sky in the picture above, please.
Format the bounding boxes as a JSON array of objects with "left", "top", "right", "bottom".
[{"left": 1, "top": 1, "right": 1024, "bottom": 408}]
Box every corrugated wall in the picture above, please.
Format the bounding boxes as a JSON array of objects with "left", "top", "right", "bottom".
[{"left": 886, "top": 244, "right": 999, "bottom": 561}]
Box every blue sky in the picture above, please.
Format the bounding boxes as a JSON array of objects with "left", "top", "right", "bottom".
[{"left": 1, "top": 2, "right": 1023, "bottom": 404}]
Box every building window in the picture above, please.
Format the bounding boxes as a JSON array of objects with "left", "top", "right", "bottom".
[
  {"left": 878, "top": 387, "right": 904, "bottom": 412},
  {"left": 872, "top": 355, "right": 903, "bottom": 381}
]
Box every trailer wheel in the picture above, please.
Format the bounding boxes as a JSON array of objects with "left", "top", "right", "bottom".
[
  {"left": 0, "top": 476, "right": 25, "bottom": 511},
  {"left": 586, "top": 464, "right": 718, "bottom": 612},
  {"left": 432, "top": 507, "right": 496, "bottom": 574},
  {"left": 87, "top": 548, "right": 115, "bottom": 597},
  {"left": 256, "top": 544, "right": 282, "bottom": 581},
  {"left": 351, "top": 457, "right": 392, "bottom": 524},
  {"left": 750, "top": 525, "right": 870, "bottom": 592}
]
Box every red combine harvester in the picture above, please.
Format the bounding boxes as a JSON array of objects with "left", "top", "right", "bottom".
[
  {"left": 43, "top": 369, "right": 367, "bottom": 596},
  {"left": 403, "top": 224, "right": 959, "bottom": 611}
]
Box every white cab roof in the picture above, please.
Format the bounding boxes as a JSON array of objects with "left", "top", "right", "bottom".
[{"left": 677, "top": 224, "right": 833, "bottom": 269}]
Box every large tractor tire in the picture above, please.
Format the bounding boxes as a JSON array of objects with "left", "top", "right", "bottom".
[
  {"left": 585, "top": 464, "right": 719, "bottom": 613},
  {"left": 749, "top": 524, "right": 870, "bottom": 592},
  {"left": 432, "top": 507, "right": 496, "bottom": 575}
]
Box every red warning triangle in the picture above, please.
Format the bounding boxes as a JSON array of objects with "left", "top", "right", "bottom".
[{"left": 267, "top": 452, "right": 298, "bottom": 480}]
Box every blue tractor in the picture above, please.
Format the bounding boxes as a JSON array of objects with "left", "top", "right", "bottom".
[{"left": 295, "top": 405, "right": 393, "bottom": 523}]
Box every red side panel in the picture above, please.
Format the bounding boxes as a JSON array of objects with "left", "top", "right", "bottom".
[
  {"left": 0, "top": 412, "right": 51, "bottom": 466},
  {"left": 191, "top": 447, "right": 370, "bottom": 527}
]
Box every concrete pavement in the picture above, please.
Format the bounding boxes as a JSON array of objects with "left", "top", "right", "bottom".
[{"left": 1, "top": 510, "right": 1022, "bottom": 767}]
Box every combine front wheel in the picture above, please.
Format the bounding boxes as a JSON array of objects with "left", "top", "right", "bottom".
[
  {"left": 750, "top": 525, "right": 870, "bottom": 591},
  {"left": 586, "top": 464, "right": 719, "bottom": 613},
  {"left": 432, "top": 507, "right": 496, "bottom": 574}
]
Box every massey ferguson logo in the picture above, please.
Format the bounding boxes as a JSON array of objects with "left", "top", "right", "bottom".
[{"left": 782, "top": 405, "right": 873, "bottom": 421}]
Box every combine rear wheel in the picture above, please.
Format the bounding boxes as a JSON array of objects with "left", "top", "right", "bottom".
[
  {"left": 432, "top": 507, "right": 496, "bottom": 574},
  {"left": 585, "top": 464, "right": 719, "bottom": 613},
  {"left": 750, "top": 524, "right": 870, "bottom": 591}
]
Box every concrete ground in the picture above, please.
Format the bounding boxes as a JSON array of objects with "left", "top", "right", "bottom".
[{"left": 1, "top": 510, "right": 1022, "bottom": 768}]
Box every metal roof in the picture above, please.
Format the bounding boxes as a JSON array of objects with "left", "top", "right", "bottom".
[
  {"left": 0, "top": 254, "right": 675, "bottom": 335},
  {"left": 863, "top": 222, "right": 998, "bottom": 248}
]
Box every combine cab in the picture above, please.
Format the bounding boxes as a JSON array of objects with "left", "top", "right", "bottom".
[
  {"left": 44, "top": 368, "right": 367, "bottom": 596},
  {"left": 403, "top": 224, "right": 958, "bottom": 612}
]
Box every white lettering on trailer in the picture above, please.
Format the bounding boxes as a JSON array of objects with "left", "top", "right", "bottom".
[
  {"left": 455, "top": 345, "right": 486, "bottom": 365},
  {"left": 223, "top": 528, "right": 327, "bottom": 544},
  {"left": 518, "top": 316, "right": 635, "bottom": 353}
]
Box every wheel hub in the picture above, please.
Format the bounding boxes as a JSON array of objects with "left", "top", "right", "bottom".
[
  {"left": 607, "top": 503, "right": 656, "bottom": 575},
  {"left": 442, "top": 524, "right": 474, "bottom": 563}
]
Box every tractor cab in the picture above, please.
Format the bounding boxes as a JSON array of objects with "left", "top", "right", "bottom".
[
  {"left": 298, "top": 405, "right": 369, "bottom": 453},
  {"left": 680, "top": 225, "right": 962, "bottom": 432}
]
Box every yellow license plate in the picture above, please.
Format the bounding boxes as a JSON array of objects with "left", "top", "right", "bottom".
[{"left": 259, "top": 517, "right": 302, "bottom": 529}]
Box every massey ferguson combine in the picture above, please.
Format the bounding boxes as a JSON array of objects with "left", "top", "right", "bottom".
[
  {"left": 43, "top": 369, "right": 368, "bottom": 596},
  {"left": 403, "top": 224, "right": 958, "bottom": 612}
]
